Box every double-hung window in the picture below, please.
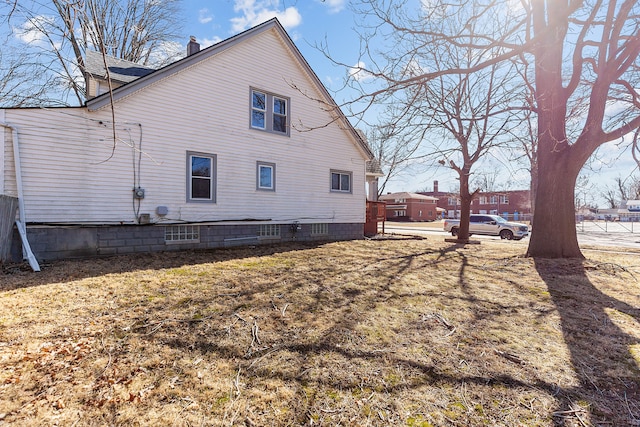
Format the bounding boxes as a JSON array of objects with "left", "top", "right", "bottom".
[
  {"left": 251, "top": 89, "right": 289, "bottom": 135},
  {"left": 331, "top": 170, "right": 352, "bottom": 193},
  {"left": 187, "top": 151, "right": 216, "bottom": 203},
  {"left": 257, "top": 161, "right": 276, "bottom": 191}
]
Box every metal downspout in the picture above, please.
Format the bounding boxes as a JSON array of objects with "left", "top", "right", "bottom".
[{"left": 0, "top": 118, "right": 40, "bottom": 271}]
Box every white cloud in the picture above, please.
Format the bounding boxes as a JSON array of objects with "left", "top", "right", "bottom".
[
  {"left": 324, "top": 75, "right": 336, "bottom": 86},
  {"left": 198, "top": 8, "right": 213, "bottom": 24},
  {"left": 14, "top": 15, "right": 59, "bottom": 48},
  {"left": 349, "top": 61, "right": 373, "bottom": 82},
  {"left": 199, "top": 37, "right": 223, "bottom": 49},
  {"left": 318, "top": 0, "right": 346, "bottom": 14},
  {"left": 230, "top": 0, "right": 302, "bottom": 32}
]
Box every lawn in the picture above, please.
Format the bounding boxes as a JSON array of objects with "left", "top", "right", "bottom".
[{"left": 1, "top": 235, "right": 639, "bottom": 426}]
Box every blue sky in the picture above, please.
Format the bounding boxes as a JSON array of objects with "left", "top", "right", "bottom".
[{"left": 181, "top": 1, "right": 360, "bottom": 101}]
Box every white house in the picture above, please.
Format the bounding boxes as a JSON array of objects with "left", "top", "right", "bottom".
[
  {"left": 0, "top": 19, "right": 381, "bottom": 262},
  {"left": 617, "top": 200, "right": 640, "bottom": 221}
]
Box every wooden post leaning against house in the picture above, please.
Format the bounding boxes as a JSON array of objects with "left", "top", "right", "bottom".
[{"left": 0, "top": 195, "right": 19, "bottom": 263}]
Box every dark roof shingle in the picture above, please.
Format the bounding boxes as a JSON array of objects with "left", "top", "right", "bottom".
[{"left": 85, "top": 50, "right": 155, "bottom": 83}]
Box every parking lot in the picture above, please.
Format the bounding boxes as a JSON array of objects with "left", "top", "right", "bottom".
[{"left": 381, "top": 220, "right": 640, "bottom": 250}]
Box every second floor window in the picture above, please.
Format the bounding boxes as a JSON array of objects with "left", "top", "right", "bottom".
[{"left": 251, "top": 89, "right": 289, "bottom": 135}]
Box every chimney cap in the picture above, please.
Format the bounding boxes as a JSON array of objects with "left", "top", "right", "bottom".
[{"left": 187, "top": 36, "right": 200, "bottom": 56}]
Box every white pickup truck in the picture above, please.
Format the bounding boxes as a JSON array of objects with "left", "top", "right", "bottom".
[{"left": 443, "top": 214, "right": 529, "bottom": 240}]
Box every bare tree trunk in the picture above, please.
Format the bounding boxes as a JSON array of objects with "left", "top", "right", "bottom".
[
  {"left": 456, "top": 169, "right": 473, "bottom": 241},
  {"left": 527, "top": 147, "right": 582, "bottom": 258},
  {"left": 529, "top": 161, "right": 537, "bottom": 220},
  {"left": 526, "top": 0, "right": 581, "bottom": 258}
]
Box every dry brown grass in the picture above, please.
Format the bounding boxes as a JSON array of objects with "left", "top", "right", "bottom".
[{"left": 0, "top": 235, "right": 639, "bottom": 426}]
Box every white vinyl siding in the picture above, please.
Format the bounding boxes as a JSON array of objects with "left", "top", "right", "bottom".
[{"left": 1, "top": 28, "right": 368, "bottom": 225}]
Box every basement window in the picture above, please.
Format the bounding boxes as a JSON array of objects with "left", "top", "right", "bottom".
[
  {"left": 165, "top": 225, "right": 200, "bottom": 244},
  {"left": 311, "top": 223, "right": 328, "bottom": 235},
  {"left": 258, "top": 224, "right": 281, "bottom": 238}
]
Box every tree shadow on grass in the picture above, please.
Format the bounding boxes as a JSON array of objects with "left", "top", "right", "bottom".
[{"left": 534, "top": 258, "right": 640, "bottom": 426}]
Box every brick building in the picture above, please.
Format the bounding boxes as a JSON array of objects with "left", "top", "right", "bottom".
[
  {"left": 420, "top": 181, "right": 532, "bottom": 221},
  {"left": 378, "top": 192, "right": 440, "bottom": 221}
]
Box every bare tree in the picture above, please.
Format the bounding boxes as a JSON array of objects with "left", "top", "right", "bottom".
[
  {"left": 524, "top": 1, "right": 640, "bottom": 258},
  {"left": 507, "top": 71, "right": 539, "bottom": 219},
  {"left": 341, "top": 0, "right": 640, "bottom": 258},
  {"left": 365, "top": 122, "right": 423, "bottom": 197},
  {"left": 602, "top": 175, "right": 640, "bottom": 208},
  {"left": 471, "top": 167, "right": 512, "bottom": 194},
  {"left": 343, "top": 1, "right": 526, "bottom": 241},
  {"left": 574, "top": 174, "right": 598, "bottom": 211},
  {"left": 0, "top": 43, "right": 61, "bottom": 106},
  {"left": 429, "top": 64, "right": 522, "bottom": 241},
  {"left": 1, "top": 0, "right": 183, "bottom": 106},
  {"left": 601, "top": 186, "right": 619, "bottom": 209}
]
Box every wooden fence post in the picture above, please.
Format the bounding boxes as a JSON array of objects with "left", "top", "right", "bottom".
[{"left": 0, "top": 195, "right": 19, "bottom": 263}]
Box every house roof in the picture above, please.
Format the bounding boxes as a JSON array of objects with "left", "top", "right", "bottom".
[
  {"left": 85, "top": 50, "right": 155, "bottom": 84},
  {"left": 379, "top": 192, "right": 439, "bottom": 201},
  {"left": 85, "top": 18, "right": 375, "bottom": 161}
]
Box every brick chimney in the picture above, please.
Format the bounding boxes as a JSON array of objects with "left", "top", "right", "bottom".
[
  {"left": 433, "top": 180, "right": 439, "bottom": 195},
  {"left": 187, "top": 36, "right": 200, "bottom": 56}
]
